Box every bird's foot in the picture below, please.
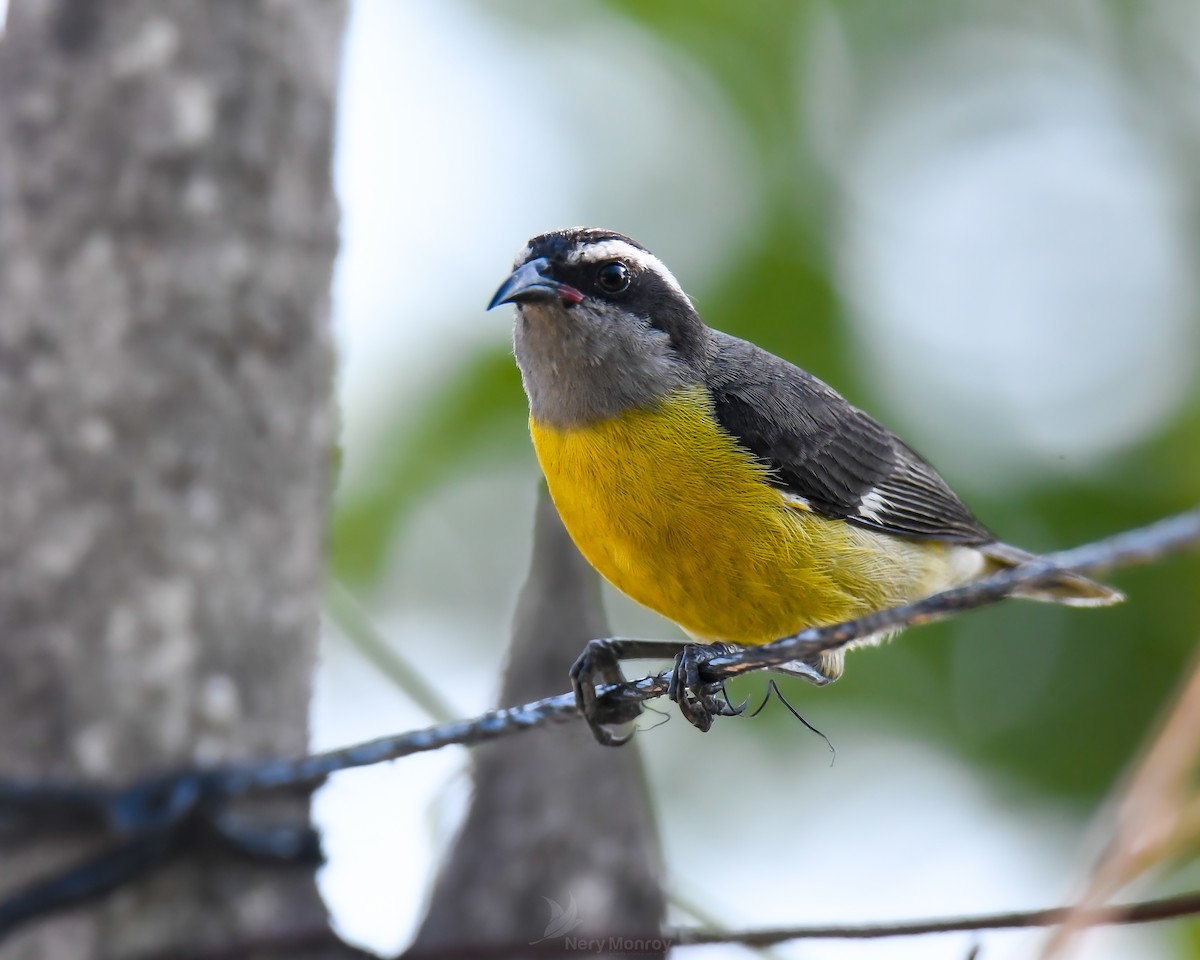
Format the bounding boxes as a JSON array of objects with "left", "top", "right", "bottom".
[
  {"left": 570, "top": 638, "right": 748, "bottom": 743},
  {"left": 569, "top": 638, "right": 649, "bottom": 747},
  {"left": 667, "top": 642, "right": 744, "bottom": 733}
]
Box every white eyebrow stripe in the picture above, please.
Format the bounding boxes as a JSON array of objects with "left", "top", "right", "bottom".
[{"left": 566, "top": 239, "right": 687, "bottom": 297}]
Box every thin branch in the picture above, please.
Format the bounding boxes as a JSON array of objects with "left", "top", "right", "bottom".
[
  {"left": 392, "top": 889, "right": 1200, "bottom": 957},
  {"left": 670, "top": 889, "right": 1200, "bottom": 946},
  {"left": 324, "top": 580, "right": 459, "bottom": 724},
  {"left": 1042, "top": 643, "right": 1200, "bottom": 958},
  {"left": 667, "top": 883, "right": 791, "bottom": 960}
]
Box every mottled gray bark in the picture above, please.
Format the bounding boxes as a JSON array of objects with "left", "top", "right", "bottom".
[
  {"left": 0, "top": 1, "right": 347, "bottom": 957},
  {"left": 410, "top": 488, "right": 665, "bottom": 957}
]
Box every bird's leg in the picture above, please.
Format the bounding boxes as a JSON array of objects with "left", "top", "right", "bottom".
[
  {"left": 667, "top": 642, "right": 744, "bottom": 733},
  {"left": 570, "top": 638, "right": 689, "bottom": 746}
]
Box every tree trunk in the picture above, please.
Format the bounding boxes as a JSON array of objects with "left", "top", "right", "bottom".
[
  {"left": 410, "top": 487, "right": 665, "bottom": 958},
  {"left": 0, "top": 1, "right": 347, "bottom": 956}
]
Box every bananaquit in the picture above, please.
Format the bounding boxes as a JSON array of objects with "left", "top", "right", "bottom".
[{"left": 489, "top": 227, "right": 1122, "bottom": 744}]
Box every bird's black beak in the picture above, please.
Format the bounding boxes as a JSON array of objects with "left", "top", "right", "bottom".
[{"left": 488, "top": 257, "right": 583, "bottom": 309}]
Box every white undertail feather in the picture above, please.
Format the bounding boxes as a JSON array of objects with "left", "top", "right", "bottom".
[
  {"left": 777, "top": 534, "right": 1128, "bottom": 685},
  {"left": 982, "top": 541, "right": 1124, "bottom": 607}
]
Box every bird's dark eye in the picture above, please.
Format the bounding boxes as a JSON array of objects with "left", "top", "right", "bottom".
[{"left": 595, "top": 260, "right": 631, "bottom": 294}]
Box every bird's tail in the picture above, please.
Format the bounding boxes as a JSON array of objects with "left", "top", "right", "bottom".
[{"left": 982, "top": 541, "right": 1124, "bottom": 607}]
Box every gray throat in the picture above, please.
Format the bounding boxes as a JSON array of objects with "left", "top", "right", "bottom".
[{"left": 512, "top": 303, "right": 697, "bottom": 428}]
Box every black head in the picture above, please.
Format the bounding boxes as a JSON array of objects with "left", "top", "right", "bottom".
[{"left": 489, "top": 227, "right": 708, "bottom": 366}]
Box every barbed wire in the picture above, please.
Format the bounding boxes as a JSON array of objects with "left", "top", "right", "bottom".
[
  {"left": 232, "top": 507, "right": 1200, "bottom": 786},
  {"left": 0, "top": 507, "right": 1197, "bottom": 946}
]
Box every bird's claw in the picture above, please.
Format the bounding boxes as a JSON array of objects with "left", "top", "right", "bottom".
[
  {"left": 668, "top": 642, "right": 743, "bottom": 733},
  {"left": 571, "top": 638, "right": 744, "bottom": 742},
  {"left": 569, "top": 639, "right": 644, "bottom": 747}
]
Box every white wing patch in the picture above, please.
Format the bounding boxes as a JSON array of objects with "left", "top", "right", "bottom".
[
  {"left": 566, "top": 238, "right": 688, "bottom": 299},
  {"left": 856, "top": 489, "right": 891, "bottom": 523}
]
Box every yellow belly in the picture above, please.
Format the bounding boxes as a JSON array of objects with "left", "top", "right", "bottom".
[{"left": 531, "top": 387, "right": 971, "bottom": 645}]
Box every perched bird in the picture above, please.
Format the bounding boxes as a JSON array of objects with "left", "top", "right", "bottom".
[{"left": 489, "top": 227, "right": 1122, "bottom": 744}]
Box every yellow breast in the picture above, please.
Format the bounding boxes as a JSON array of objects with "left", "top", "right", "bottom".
[{"left": 531, "top": 386, "right": 960, "bottom": 645}]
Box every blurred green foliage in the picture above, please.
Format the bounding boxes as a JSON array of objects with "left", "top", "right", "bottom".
[
  {"left": 333, "top": 347, "right": 528, "bottom": 581},
  {"left": 332, "top": 0, "right": 1200, "bottom": 819}
]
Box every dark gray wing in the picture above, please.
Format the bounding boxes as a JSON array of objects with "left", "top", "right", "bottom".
[{"left": 704, "top": 332, "right": 991, "bottom": 544}]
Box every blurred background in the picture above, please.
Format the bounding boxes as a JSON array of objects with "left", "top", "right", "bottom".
[{"left": 312, "top": 1, "right": 1200, "bottom": 957}]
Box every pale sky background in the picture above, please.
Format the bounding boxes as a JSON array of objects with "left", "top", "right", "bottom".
[{"left": 314, "top": 1, "right": 1193, "bottom": 958}]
